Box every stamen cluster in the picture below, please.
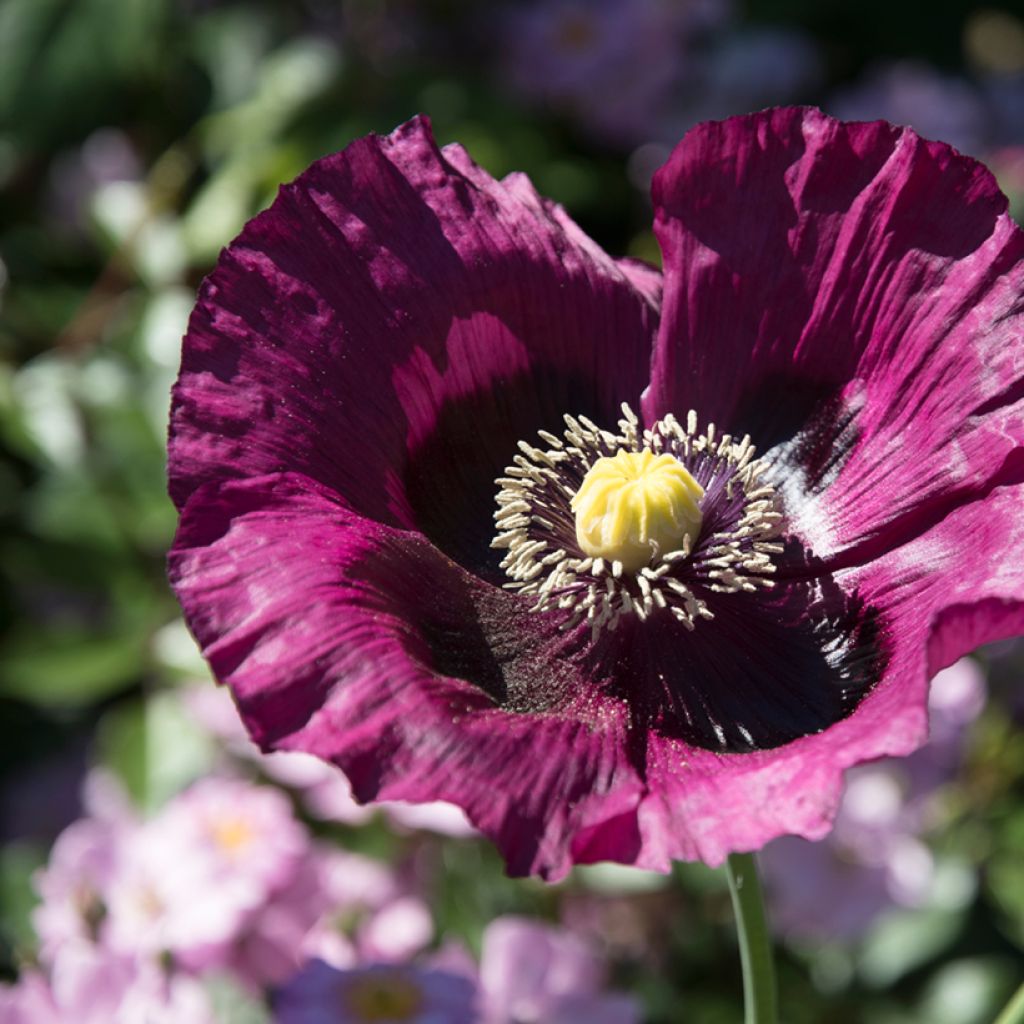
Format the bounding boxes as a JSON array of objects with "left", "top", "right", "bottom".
[{"left": 492, "top": 404, "right": 785, "bottom": 635}]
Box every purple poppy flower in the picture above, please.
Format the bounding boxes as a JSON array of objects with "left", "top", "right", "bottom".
[{"left": 168, "top": 108, "right": 1024, "bottom": 880}]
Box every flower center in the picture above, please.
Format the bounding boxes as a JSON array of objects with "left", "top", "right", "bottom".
[
  {"left": 572, "top": 449, "right": 704, "bottom": 572},
  {"left": 344, "top": 973, "right": 423, "bottom": 1021},
  {"left": 210, "top": 817, "right": 254, "bottom": 855},
  {"left": 556, "top": 12, "right": 597, "bottom": 51},
  {"left": 493, "top": 404, "right": 784, "bottom": 636}
]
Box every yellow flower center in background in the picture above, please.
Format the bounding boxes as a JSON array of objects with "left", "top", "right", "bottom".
[
  {"left": 345, "top": 974, "right": 424, "bottom": 1021},
  {"left": 571, "top": 449, "right": 704, "bottom": 572},
  {"left": 211, "top": 817, "right": 254, "bottom": 855}
]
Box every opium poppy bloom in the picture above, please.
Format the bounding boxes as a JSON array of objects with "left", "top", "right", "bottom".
[{"left": 168, "top": 108, "right": 1024, "bottom": 879}]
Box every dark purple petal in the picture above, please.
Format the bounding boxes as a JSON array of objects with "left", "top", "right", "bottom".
[
  {"left": 169, "top": 473, "right": 648, "bottom": 880},
  {"left": 645, "top": 107, "right": 1024, "bottom": 565},
  {"left": 170, "top": 116, "right": 658, "bottom": 577},
  {"left": 590, "top": 573, "right": 882, "bottom": 754}
]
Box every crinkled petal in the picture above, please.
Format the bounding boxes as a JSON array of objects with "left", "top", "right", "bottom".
[
  {"left": 169, "top": 110, "right": 1024, "bottom": 880},
  {"left": 169, "top": 473, "right": 647, "bottom": 879},
  {"left": 645, "top": 106, "right": 1024, "bottom": 565},
  {"left": 629, "top": 484, "right": 1024, "bottom": 868},
  {"left": 170, "top": 116, "right": 658, "bottom": 577}
]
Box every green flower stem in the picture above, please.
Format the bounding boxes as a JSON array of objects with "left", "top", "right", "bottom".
[
  {"left": 726, "top": 852, "right": 778, "bottom": 1024},
  {"left": 994, "top": 982, "right": 1024, "bottom": 1024}
]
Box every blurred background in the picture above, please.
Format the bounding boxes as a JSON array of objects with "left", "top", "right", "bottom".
[{"left": 2, "top": 1, "right": 1024, "bottom": 1021}]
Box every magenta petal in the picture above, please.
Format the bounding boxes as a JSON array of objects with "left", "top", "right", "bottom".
[
  {"left": 646, "top": 107, "right": 1024, "bottom": 563},
  {"left": 170, "top": 116, "right": 658, "bottom": 573},
  {"left": 169, "top": 473, "right": 647, "bottom": 879},
  {"left": 631, "top": 484, "right": 1024, "bottom": 869},
  {"left": 849, "top": 484, "right": 1024, "bottom": 677}
]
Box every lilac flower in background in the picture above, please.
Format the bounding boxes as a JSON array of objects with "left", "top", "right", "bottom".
[
  {"left": 827, "top": 61, "right": 991, "bottom": 156},
  {"left": 656, "top": 26, "right": 821, "bottom": 140},
  {"left": 497, "top": 0, "right": 717, "bottom": 147},
  {"left": 760, "top": 658, "right": 987, "bottom": 941},
  {"left": 704, "top": 28, "right": 820, "bottom": 108},
  {"left": 496, "top": 0, "right": 822, "bottom": 151},
  {"left": 983, "top": 74, "right": 1024, "bottom": 148},
  {"left": 274, "top": 960, "right": 478, "bottom": 1024},
  {"left": 479, "top": 916, "right": 641, "bottom": 1024},
  {"left": 168, "top": 108, "right": 1024, "bottom": 880}
]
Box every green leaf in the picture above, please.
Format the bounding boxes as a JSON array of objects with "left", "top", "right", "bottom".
[
  {"left": 0, "top": 0, "right": 168, "bottom": 144},
  {"left": 0, "top": 630, "right": 145, "bottom": 707},
  {"left": 96, "top": 690, "right": 216, "bottom": 812},
  {"left": 918, "top": 957, "right": 1020, "bottom": 1024},
  {"left": 859, "top": 906, "right": 967, "bottom": 988},
  {"left": 0, "top": 842, "right": 45, "bottom": 964},
  {"left": 203, "top": 974, "right": 271, "bottom": 1024}
]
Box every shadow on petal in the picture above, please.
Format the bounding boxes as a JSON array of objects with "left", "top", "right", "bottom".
[{"left": 585, "top": 558, "right": 886, "bottom": 754}]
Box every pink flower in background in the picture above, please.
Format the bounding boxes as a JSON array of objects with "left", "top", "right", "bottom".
[
  {"left": 356, "top": 895, "right": 434, "bottom": 964},
  {"left": 104, "top": 777, "right": 307, "bottom": 960},
  {"left": 159, "top": 776, "right": 307, "bottom": 894},
  {"left": 479, "top": 916, "right": 641, "bottom": 1024},
  {"left": 208, "top": 844, "right": 338, "bottom": 987},
  {"left": 169, "top": 108, "right": 1024, "bottom": 880},
  {"left": 26, "top": 764, "right": 438, "bottom": 1000},
  {"left": 32, "top": 817, "right": 123, "bottom": 964},
  {"left": 299, "top": 851, "right": 435, "bottom": 971},
  {"left": 274, "top": 960, "right": 478, "bottom": 1024},
  {"left": 0, "top": 945, "right": 213, "bottom": 1024}
]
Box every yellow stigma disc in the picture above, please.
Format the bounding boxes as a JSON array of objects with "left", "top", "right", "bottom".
[{"left": 571, "top": 449, "right": 704, "bottom": 572}]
